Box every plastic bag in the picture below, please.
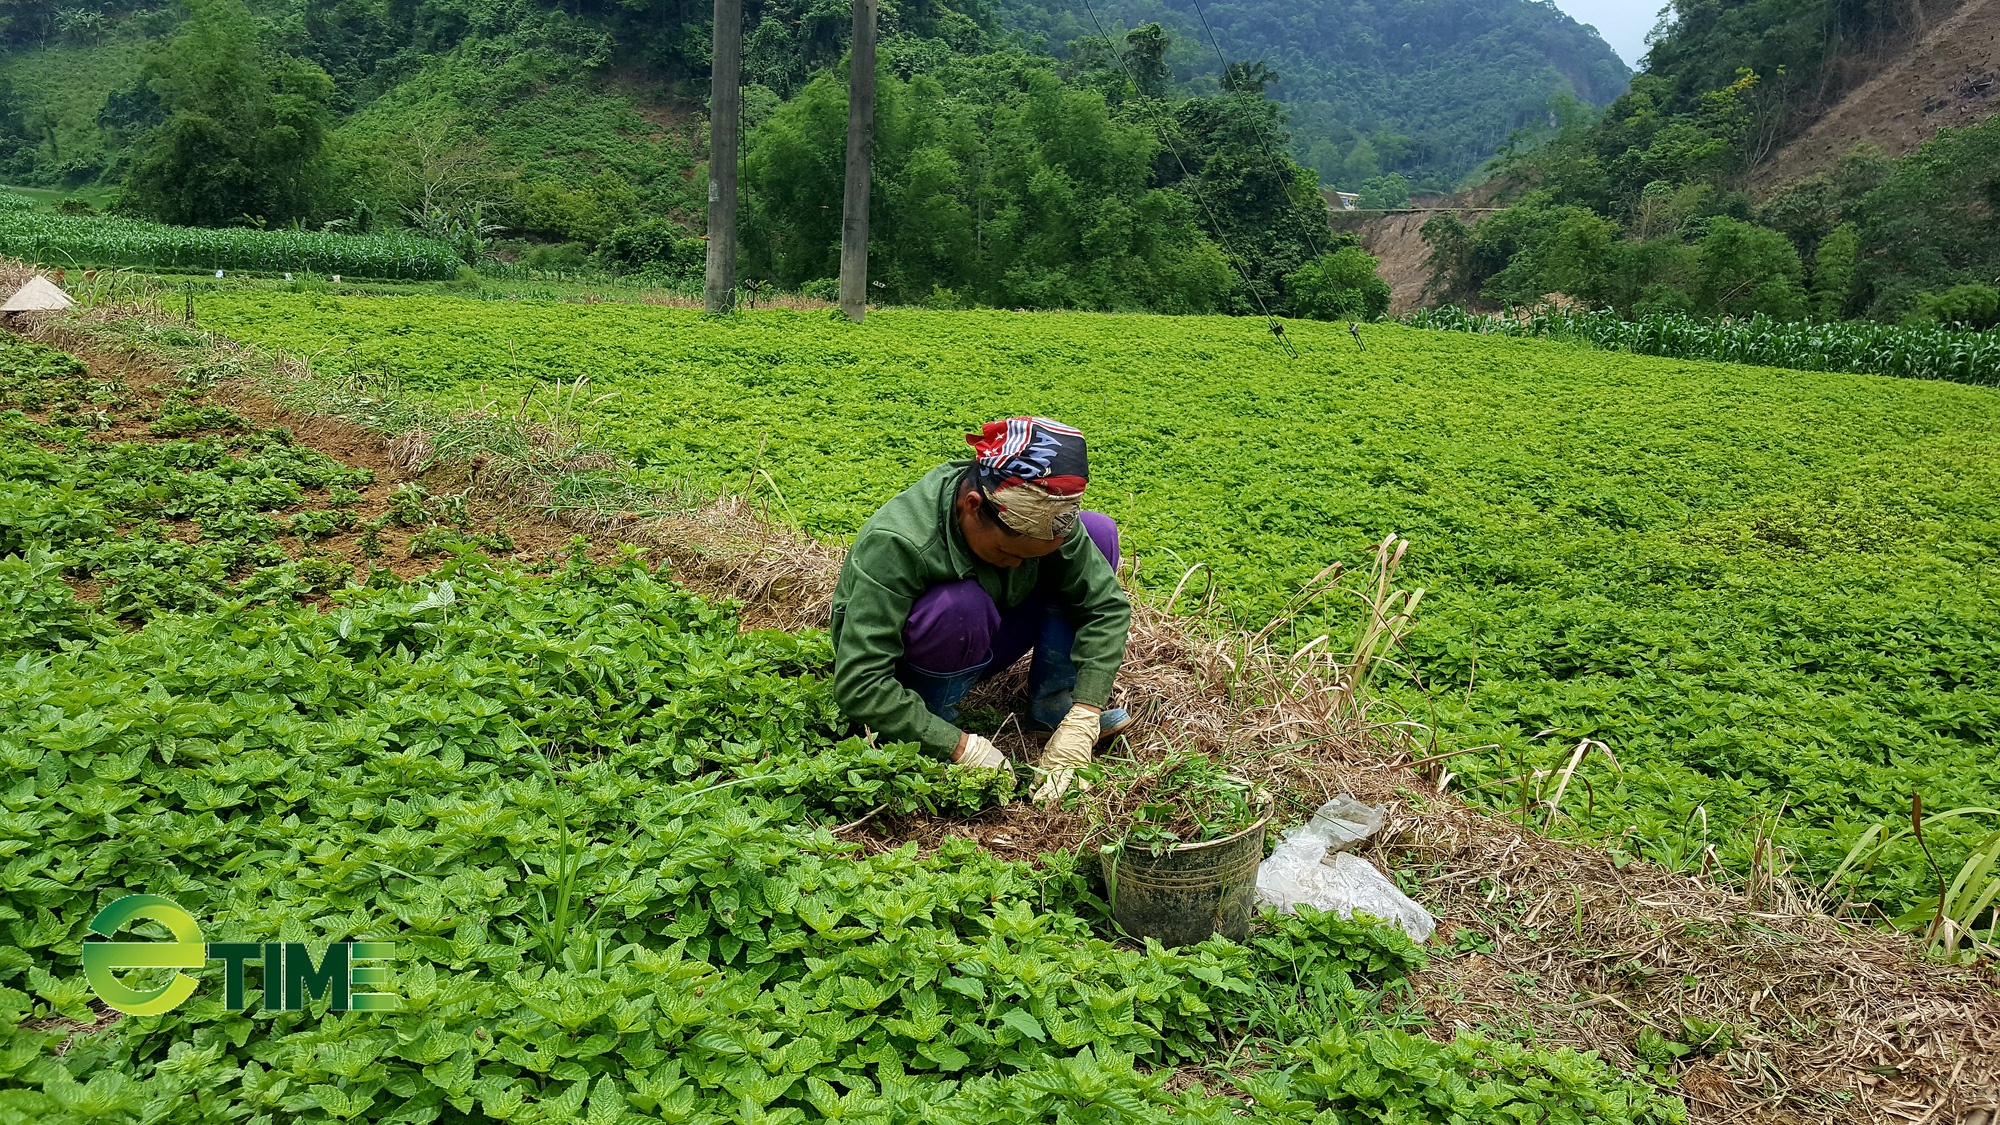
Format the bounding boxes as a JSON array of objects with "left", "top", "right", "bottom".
[
  {"left": 1303, "top": 794, "right": 1386, "bottom": 851},
  {"left": 1254, "top": 796, "right": 1435, "bottom": 943}
]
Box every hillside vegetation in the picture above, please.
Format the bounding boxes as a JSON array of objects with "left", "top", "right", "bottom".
[
  {"left": 0, "top": 0, "right": 1628, "bottom": 210},
  {"left": 0, "top": 0, "right": 1364, "bottom": 315},
  {"left": 1432, "top": 0, "right": 2000, "bottom": 326},
  {"left": 990, "top": 0, "right": 1630, "bottom": 193},
  {"left": 0, "top": 0, "right": 1640, "bottom": 318},
  {"left": 201, "top": 290, "right": 2000, "bottom": 915},
  {"left": 1755, "top": 0, "right": 2000, "bottom": 188}
]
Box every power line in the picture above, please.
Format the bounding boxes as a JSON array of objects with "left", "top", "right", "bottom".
[
  {"left": 1076, "top": 0, "right": 1296, "bottom": 357},
  {"left": 1184, "top": 0, "right": 1327, "bottom": 263},
  {"left": 1187, "top": 0, "right": 1375, "bottom": 347}
]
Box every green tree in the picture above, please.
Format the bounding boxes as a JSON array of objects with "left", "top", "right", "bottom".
[
  {"left": 1631, "top": 71, "right": 1759, "bottom": 187},
  {"left": 1695, "top": 216, "right": 1803, "bottom": 319},
  {"left": 1336, "top": 137, "right": 1381, "bottom": 186},
  {"left": 0, "top": 77, "right": 31, "bottom": 179},
  {"left": 1285, "top": 246, "right": 1390, "bottom": 321},
  {"left": 1356, "top": 173, "right": 1410, "bottom": 209},
  {"left": 1219, "top": 61, "right": 1277, "bottom": 96},
  {"left": 1419, "top": 212, "right": 1478, "bottom": 304},
  {"left": 1809, "top": 223, "right": 1858, "bottom": 320},
  {"left": 1159, "top": 87, "right": 1330, "bottom": 316},
  {"left": 1755, "top": 146, "right": 1890, "bottom": 260},
  {"left": 121, "top": 0, "right": 334, "bottom": 226},
  {"left": 1642, "top": 0, "right": 1926, "bottom": 131},
  {"left": 740, "top": 60, "right": 1233, "bottom": 313},
  {"left": 1849, "top": 115, "right": 2000, "bottom": 318},
  {"left": 1616, "top": 238, "right": 1700, "bottom": 316},
  {"left": 1538, "top": 209, "right": 1620, "bottom": 305},
  {"left": 597, "top": 218, "right": 706, "bottom": 277},
  {"left": 1122, "top": 23, "right": 1170, "bottom": 99},
  {"left": 1907, "top": 284, "right": 2000, "bottom": 329},
  {"left": 1454, "top": 193, "right": 1597, "bottom": 306}
]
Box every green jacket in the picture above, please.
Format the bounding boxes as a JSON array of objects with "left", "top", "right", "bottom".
[{"left": 830, "top": 461, "right": 1131, "bottom": 758}]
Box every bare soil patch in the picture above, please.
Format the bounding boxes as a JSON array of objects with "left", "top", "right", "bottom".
[
  {"left": 1758, "top": 0, "right": 2000, "bottom": 195},
  {"left": 1340, "top": 209, "right": 1491, "bottom": 315},
  {"left": 9, "top": 321, "right": 629, "bottom": 597}
]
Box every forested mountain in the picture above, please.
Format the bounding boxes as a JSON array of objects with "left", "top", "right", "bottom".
[
  {"left": 1642, "top": 0, "right": 1968, "bottom": 138},
  {"left": 6, "top": 0, "right": 1987, "bottom": 327},
  {"left": 0, "top": 0, "right": 1631, "bottom": 218},
  {"left": 994, "top": 0, "right": 1632, "bottom": 193},
  {"left": 0, "top": 0, "right": 1396, "bottom": 316},
  {"left": 1422, "top": 0, "right": 2000, "bottom": 325}
]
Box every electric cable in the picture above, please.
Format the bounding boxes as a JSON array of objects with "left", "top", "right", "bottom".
[
  {"left": 1188, "top": 0, "right": 1376, "bottom": 350},
  {"left": 1076, "top": 0, "right": 1297, "bottom": 357},
  {"left": 1185, "top": 0, "right": 1328, "bottom": 264}
]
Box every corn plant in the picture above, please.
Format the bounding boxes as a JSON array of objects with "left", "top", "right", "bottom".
[
  {"left": 1823, "top": 802, "right": 2000, "bottom": 959},
  {"left": 1404, "top": 304, "right": 2000, "bottom": 387},
  {"left": 0, "top": 211, "right": 462, "bottom": 279},
  {"left": 1915, "top": 828, "right": 2000, "bottom": 959}
]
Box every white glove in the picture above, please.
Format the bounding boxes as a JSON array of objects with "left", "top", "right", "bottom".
[
  {"left": 954, "top": 733, "right": 1007, "bottom": 770},
  {"left": 1031, "top": 705, "right": 1098, "bottom": 804}
]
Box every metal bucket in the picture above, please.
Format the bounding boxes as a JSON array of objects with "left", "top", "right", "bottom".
[{"left": 1099, "top": 811, "right": 1271, "bottom": 947}]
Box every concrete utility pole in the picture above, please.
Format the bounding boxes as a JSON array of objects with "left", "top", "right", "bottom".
[
  {"left": 704, "top": 0, "right": 742, "bottom": 315},
  {"left": 838, "top": 0, "right": 877, "bottom": 322}
]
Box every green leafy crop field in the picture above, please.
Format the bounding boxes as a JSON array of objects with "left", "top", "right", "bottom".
[
  {"left": 199, "top": 293, "right": 2000, "bottom": 912},
  {"left": 0, "top": 331, "right": 1682, "bottom": 1123}
]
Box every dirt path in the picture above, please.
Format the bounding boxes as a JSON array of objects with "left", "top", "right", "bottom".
[{"left": 71, "top": 352, "right": 602, "bottom": 586}]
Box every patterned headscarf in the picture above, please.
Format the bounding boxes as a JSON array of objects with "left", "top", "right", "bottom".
[{"left": 966, "top": 417, "right": 1088, "bottom": 539}]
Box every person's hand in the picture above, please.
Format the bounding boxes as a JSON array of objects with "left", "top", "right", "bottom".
[
  {"left": 953, "top": 733, "right": 1007, "bottom": 769},
  {"left": 1032, "top": 704, "right": 1099, "bottom": 804}
]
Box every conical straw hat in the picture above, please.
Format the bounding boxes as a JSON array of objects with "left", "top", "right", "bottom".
[{"left": 1, "top": 275, "right": 75, "bottom": 311}]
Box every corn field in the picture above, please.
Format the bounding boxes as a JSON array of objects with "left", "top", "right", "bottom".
[
  {"left": 1403, "top": 305, "right": 2000, "bottom": 387},
  {"left": 0, "top": 212, "right": 463, "bottom": 280}
]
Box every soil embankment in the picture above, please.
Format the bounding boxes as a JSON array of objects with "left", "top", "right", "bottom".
[
  {"left": 1336, "top": 208, "right": 1494, "bottom": 314},
  {"left": 1758, "top": 0, "right": 2000, "bottom": 193}
]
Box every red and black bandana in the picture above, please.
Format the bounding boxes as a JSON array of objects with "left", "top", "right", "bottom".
[
  {"left": 966, "top": 416, "right": 1088, "bottom": 497},
  {"left": 965, "top": 417, "right": 1089, "bottom": 540}
]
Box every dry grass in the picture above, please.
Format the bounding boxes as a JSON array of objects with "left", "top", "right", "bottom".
[
  {"left": 1398, "top": 814, "right": 2000, "bottom": 1122},
  {"left": 14, "top": 258, "right": 2000, "bottom": 1123}
]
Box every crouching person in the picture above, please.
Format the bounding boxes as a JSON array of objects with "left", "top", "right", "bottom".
[{"left": 830, "top": 417, "right": 1133, "bottom": 803}]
